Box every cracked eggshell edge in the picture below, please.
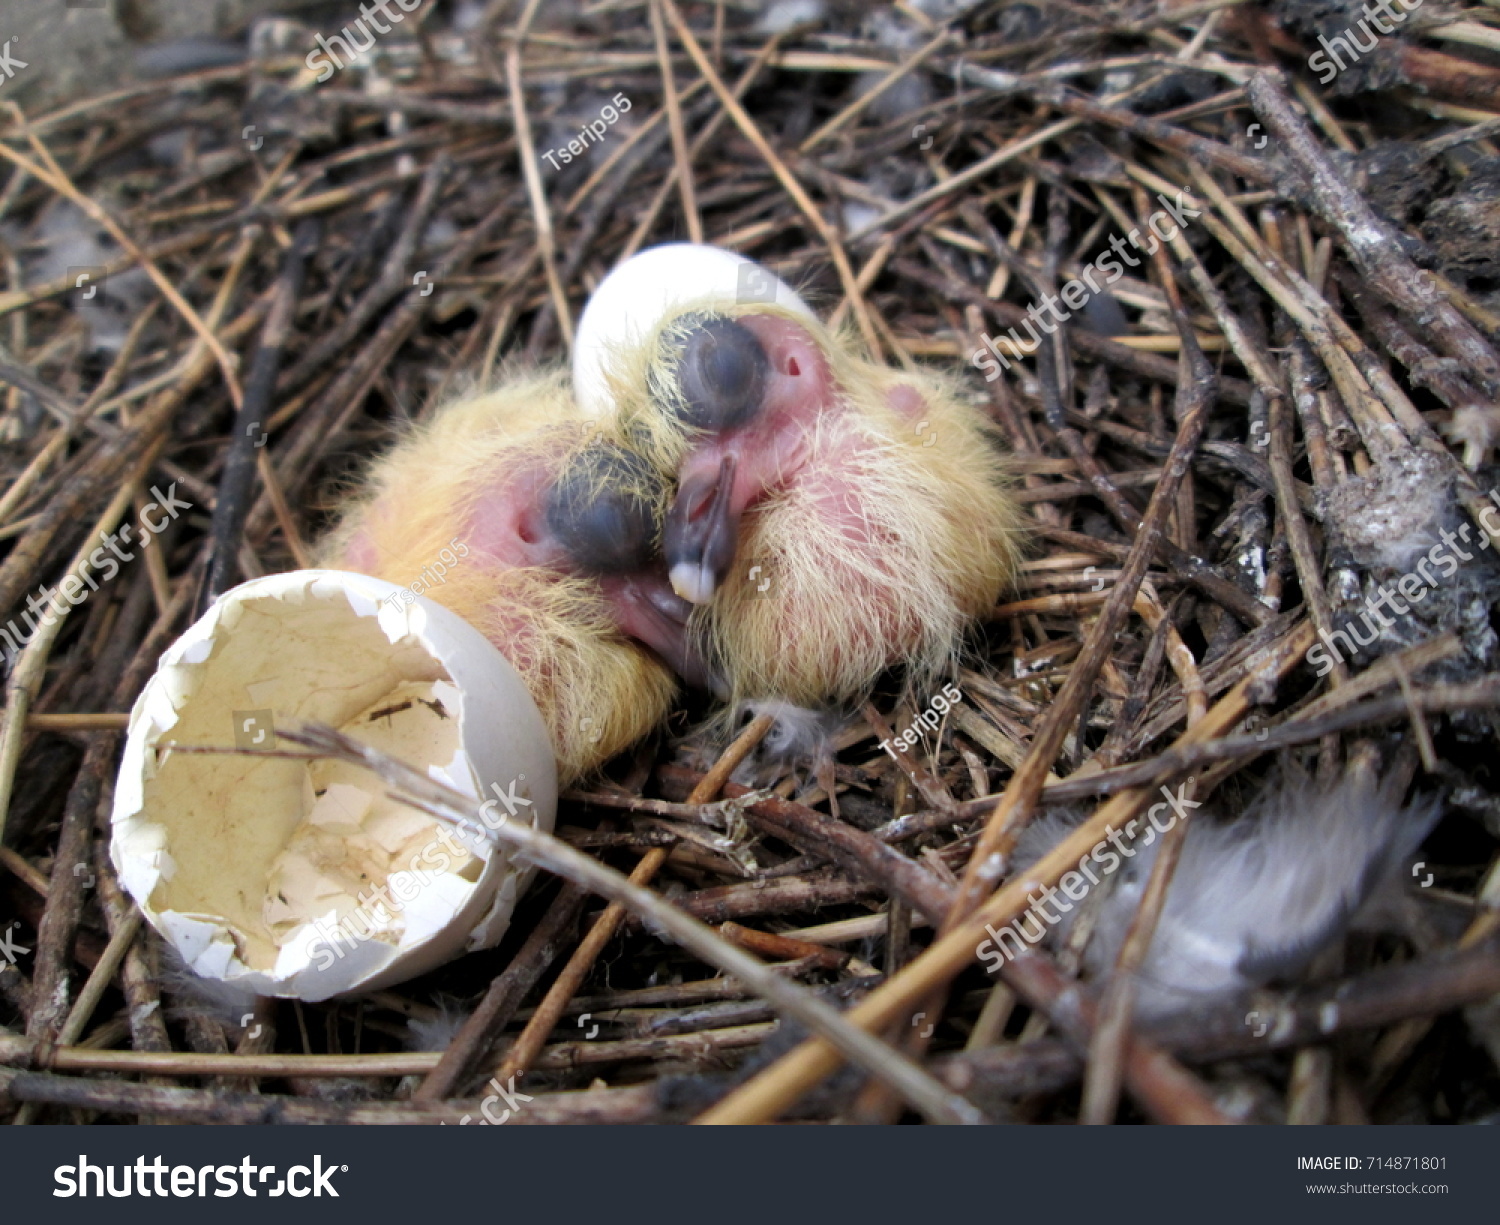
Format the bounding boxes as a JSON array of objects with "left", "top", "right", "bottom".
[
  {"left": 572, "top": 242, "right": 813, "bottom": 419},
  {"left": 109, "top": 569, "right": 557, "bottom": 1001}
]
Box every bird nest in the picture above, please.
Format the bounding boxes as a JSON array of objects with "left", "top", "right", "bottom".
[{"left": 2, "top": 0, "right": 1499, "bottom": 1126}]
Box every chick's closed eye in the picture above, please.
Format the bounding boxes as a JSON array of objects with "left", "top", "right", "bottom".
[
  {"left": 671, "top": 313, "right": 769, "bottom": 432},
  {"left": 543, "top": 441, "right": 666, "bottom": 574}
]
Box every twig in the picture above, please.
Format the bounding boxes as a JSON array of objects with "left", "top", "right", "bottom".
[
  {"left": 409, "top": 882, "right": 586, "bottom": 1101},
  {"left": 493, "top": 713, "right": 776, "bottom": 1083},
  {"left": 650, "top": 0, "right": 702, "bottom": 244},
  {"left": 659, "top": 0, "right": 881, "bottom": 358},
  {"left": 279, "top": 723, "right": 984, "bottom": 1124},
  {"left": 696, "top": 619, "right": 1317, "bottom": 1123},
  {"left": 1247, "top": 72, "right": 1500, "bottom": 396},
  {"left": 200, "top": 218, "right": 319, "bottom": 611}
]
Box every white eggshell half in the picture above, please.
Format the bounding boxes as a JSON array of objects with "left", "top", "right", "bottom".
[
  {"left": 572, "top": 242, "right": 813, "bottom": 418},
  {"left": 110, "top": 570, "right": 557, "bottom": 1002}
]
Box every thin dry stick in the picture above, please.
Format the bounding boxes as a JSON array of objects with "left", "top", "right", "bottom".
[
  {"left": 0, "top": 469, "right": 146, "bottom": 843},
  {"left": 203, "top": 219, "right": 318, "bottom": 608},
  {"left": 649, "top": 0, "right": 702, "bottom": 244},
  {"left": 1166, "top": 162, "right": 1437, "bottom": 466},
  {"left": 505, "top": 45, "right": 574, "bottom": 348},
  {"left": 693, "top": 619, "right": 1317, "bottom": 1124},
  {"left": 623, "top": 33, "right": 784, "bottom": 259},
  {"left": 9, "top": 932, "right": 1496, "bottom": 1116},
  {"left": 54, "top": 909, "right": 143, "bottom": 1049},
  {"left": 946, "top": 334, "right": 1216, "bottom": 930},
  {"left": 852, "top": 116, "right": 1080, "bottom": 244},
  {"left": 1170, "top": 168, "right": 1403, "bottom": 465},
  {"left": 494, "top": 849, "right": 670, "bottom": 1081},
  {"left": 1137, "top": 586, "right": 1206, "bottom": 727},
  {"left": 1081, "top": 758, "right": 1202, "bottom": 1123},
  {"left": 1370, "top": 850, "right": 1500, "bottom": 1087},
  {"left": 493, "top": 713, "right": 775, "bottom": 1082},
  {"left": 659, "top": 0, "right": 881, "bottom": 359},
  {"left": 410, "top": 882, "right": 586, "bottom": 1101},
  {"left": 281, "top": 724, "right": 983, "bottom": 1125},
  {"left": 1266, "top": 383, "right": 1346, "bottom": 682},
  {"left": 0, "top": 299, "right": 265, "bottom": 620},
  {"left": 8, "top": 906, "right": 144, "bottom": 1127},
  {"left": 1246, "top": 71, "right": 1500, "bottom": 396},
  {"left": 0, "top": 1067, "right": 663, "bottom": 1124},
  {"left": 0, "top": 120, "right": 243, "bottom": 410},
  {"left": 800, "top": 27, "right": 955, "bottom": 152},
  {"left": 253, "top": 450, "right": 312, "bottom": 569}
]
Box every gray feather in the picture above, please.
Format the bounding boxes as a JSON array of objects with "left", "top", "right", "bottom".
[{"left": 1014, "top": 776, "right": 1442, "bottom": 1018}]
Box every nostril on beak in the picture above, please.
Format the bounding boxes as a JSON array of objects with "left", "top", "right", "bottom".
[
  {"left": 665, "top": 455, "right": 739, "bottom": 604},
  {"left": 675, "top": 316, "right": 767, "bottom": 432}
]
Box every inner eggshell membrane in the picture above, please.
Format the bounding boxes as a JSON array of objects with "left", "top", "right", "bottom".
[
  {"left": 112, "top": 573, "right": 553, "bottom": 1000},
  {"left": 261, "top": 680, "right": 484, "bottom": 951}
]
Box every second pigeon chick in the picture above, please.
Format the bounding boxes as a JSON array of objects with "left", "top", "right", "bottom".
[{"left": 314, "top": 372, "right": 683, "bottom": 783}]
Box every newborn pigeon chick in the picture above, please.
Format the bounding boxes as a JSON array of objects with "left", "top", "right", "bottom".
[
  {"left": 314, "top": 372, "right": 683, "bottom": 784},
  {"left": 574, "top": 244, "right": 1023, "bottom": 711},
  {"left": 1009, "top": 774, "right": 1443, "bottom": 1020}
]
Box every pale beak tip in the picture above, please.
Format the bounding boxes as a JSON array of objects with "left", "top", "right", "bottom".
[{"left": 669, "top": 562, "right": 717, "bottom": 605}]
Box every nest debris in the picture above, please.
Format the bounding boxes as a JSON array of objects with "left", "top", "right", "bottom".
[{"left": 2, "top": 0, "right": 1500, "bottom": 1125}]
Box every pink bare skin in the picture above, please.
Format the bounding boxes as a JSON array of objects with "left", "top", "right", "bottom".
[
  {"left": 453, "top": 455, "right": 712, "bottom": 689},
  {"left": 665, "top": 314, "right": 930, "bottom": 606}
]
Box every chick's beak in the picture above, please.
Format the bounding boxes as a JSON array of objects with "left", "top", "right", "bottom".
[{"left": 665, "top": 454, "right": 738, "bottom": 603}]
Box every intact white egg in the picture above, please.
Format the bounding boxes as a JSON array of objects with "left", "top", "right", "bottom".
[{"left": 572, "top": 242, "right": 812, "bottom": 418}]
